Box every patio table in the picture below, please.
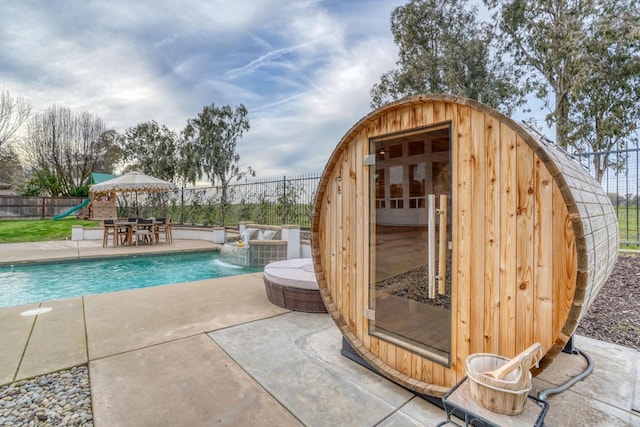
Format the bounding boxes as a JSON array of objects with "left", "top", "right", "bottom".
[{"left": 115, "top": 221, "right": 136, "bottom": 246}]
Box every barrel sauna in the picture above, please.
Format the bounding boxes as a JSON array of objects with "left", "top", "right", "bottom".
[{"left": 311, "top": 94, "right": 619, "bottom": 397}]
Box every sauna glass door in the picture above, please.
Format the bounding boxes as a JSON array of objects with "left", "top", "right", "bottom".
[{"left": 369, "top": 124, "right": 452, "bottom": 365}]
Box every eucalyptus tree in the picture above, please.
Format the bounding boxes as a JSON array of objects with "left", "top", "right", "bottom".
[
  {"left": 118, "top": 121, "right": 179, "bottom": 182},
  {"left": 22, "top": 105, "right": 108, "bottom": 196},
  {"left": 94, "top": 129, "right": 123, "bottom": 174},
  {"left": 181, "top": 103, "right": 253, "bottom": 225},
  {"left": 0, "top": 86, "right": 31, "bottom": 151},
  {"left": 564, "top": 3, "right": 640, "bottom": 182},
  {"left": 485, "top": 0, "right": 639, "bottom": 153},
  {"left": 370, "top": 0, "right": 525, "bottom": 114}
]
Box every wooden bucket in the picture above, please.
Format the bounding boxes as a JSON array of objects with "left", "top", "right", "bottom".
[{"left": 465, "top": 354, "right": 531, "bottom": 415}]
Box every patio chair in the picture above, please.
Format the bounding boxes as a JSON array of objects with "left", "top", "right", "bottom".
[
  {"left": 116, "top": 219, "right": 133, "bottom": 246},
  {"left": 102, "top": 219, "right": 118, "bottom": 247},
  {"left": 133, "top": 218, "right": 155, "bottom": 246},
  {"left": 155, "top": 217, "right": 172, "bottom": 244}
]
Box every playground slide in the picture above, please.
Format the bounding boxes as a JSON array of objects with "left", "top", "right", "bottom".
[{"left": 53, "top": 198, "right": 91, "bottom": 221}]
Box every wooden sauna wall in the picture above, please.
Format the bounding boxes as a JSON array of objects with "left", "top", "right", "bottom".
[{"left": 315, "top": 100, "right": 578, "bottom": 392}]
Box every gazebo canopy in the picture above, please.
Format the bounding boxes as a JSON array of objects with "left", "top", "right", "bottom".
[{"left": 89, "top": 172, "right": 175, "bottom": 195}]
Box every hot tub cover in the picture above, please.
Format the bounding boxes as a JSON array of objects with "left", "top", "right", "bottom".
[{"left": 263, "top": 258, "right": 318, "bottom": 290}]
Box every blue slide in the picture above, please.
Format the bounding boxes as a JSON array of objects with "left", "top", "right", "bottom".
[{"left": 53, "top": 198, "right": 91, "bottom": 221}]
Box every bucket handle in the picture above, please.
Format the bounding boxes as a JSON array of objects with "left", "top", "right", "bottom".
[{"left": 483, "top": 343, "right": 542, "bottom": 381}]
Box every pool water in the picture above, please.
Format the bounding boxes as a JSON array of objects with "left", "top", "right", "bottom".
[{"left": 0, "top": 252, "right": 262, "bottom": 308}]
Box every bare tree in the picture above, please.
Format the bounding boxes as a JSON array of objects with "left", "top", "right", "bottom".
[
  {"left": 21, "top": 105, "right": 110, "bottom": 195},
  {"left": 0, "top": 86, "right": 32, "bottom": 151}
]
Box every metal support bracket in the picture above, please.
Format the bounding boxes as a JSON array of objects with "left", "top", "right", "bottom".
[{"left": 364, "top": 307, "right": 375, "bottom": 320}]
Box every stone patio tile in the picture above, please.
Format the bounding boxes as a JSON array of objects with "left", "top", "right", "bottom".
[
  {"left": 532, "top": 377, "right": 640, "bottom": 426},
  {"left": 0, "top": 303, "right": 38, "bottom": 385},
  {"left": 16, "top": 297, "right": 87, "bottom": 380},
  {"left": 377, "top": 396, "right": 447, "bottom": 426},
  {"left": 90, "top": 334, "right": 301, "bottom": 427},
  {"left": 535, "top": 335, "right": 639, "bottom": 412},
  {"left": 0, "top": 241, "right": 80, "bottom": 265},
  {"left": 84, "top": 273, "right": 288, "bottom": 359},
  {"left": 209, "top": 311, "right": 429, "bottom": 427}
]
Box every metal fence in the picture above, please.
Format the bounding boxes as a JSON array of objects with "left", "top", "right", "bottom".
[
  {"left": 573, "top": 146, "right": 639, "bottom": 248},
  {"left": 116, "top": 173, "right": 323, "bottom": 229},
  {"left": 0, "top": 174, "right": 323, "bottom": 227},
  {"left": 2, "top": 149, "right": 637, "bottom": 248}
]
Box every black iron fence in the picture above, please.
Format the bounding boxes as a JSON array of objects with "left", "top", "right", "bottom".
[
  {"left": 115, "top": 173, "right": 323, "bottom": 229},
  {"left": 0, "top": 174, "right": 323, "bottom": 228},
  {"left": 120, "top": 150, "right": 639, "bottom": 247},
  {"left": 573, "top": 146, "right": 639, "bottom": 248},
  {"left": 2, "top": 151, "right": 638, "bottom": 248}
]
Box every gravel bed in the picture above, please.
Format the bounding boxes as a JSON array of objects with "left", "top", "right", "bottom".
[
  {"left": 576, "top": 252, "right": 639, "bottom": 351},
  {"left": 0, "top": 366, "right": 92, "bottom": 427},
  {"left": 376, "top": 264, "right": 451, "bottom": 308}
]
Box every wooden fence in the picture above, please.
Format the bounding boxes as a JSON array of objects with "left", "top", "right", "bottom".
[{"left": 0, "top": 196, "right": 85, "bottom": 219}]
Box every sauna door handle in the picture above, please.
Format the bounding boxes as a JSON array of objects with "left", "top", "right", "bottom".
[
  {"left": 429, "top": 194, "right": 448, "bottom": 299},
  {"left": 428, "top": 194, "right": 436, "bottom": 299},
  {"left": 438, "top": 194, "right": 447, "bottom": 295}
]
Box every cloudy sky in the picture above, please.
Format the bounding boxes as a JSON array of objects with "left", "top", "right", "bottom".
[{"left": 1, "top": 0, "right": 411, "bottom": 177}]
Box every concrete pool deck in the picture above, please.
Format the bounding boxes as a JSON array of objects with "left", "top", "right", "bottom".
[{"left": 0, "top": 240, "right": 638, "bottom": 426}]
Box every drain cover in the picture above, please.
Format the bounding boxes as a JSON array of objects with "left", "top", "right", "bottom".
[{"left": 20, "top": 307, "right": 53, "bottom": 316}]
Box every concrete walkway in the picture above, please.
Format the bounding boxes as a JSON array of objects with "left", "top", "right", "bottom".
[{"left": 0, "top": 240, "right": 639, "bottom": 426}]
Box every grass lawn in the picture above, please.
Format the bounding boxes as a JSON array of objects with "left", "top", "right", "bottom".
[
  {"left": 0, "top": 219, "right": 100, "bottom": 243},
  {"left": 616, "top": 206, "right": 639, "bottom": 250}
]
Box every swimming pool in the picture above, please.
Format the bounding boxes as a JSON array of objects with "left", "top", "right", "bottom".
[{"left": 0, "top": 252, "right": 262, "bottom": 308}]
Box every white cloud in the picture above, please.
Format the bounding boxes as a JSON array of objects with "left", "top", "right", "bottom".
[
  {"left": 238, "top": 25, "right": 401, "bottom": 176},
  {"left": 0, "top": 0, "right": 406, "bottom": 176}
]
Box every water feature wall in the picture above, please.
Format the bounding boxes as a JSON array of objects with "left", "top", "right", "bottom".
[
  {"left": 220, "top": 223, "right": 300, "bottom": 267},
  {"left": 237, "top": 223, "right": 283, "bottom": 244},
  {"left": 240, "top": 227, "right": 260, "bottom": 243},
  {"left": 219, "top": 244, "right": 252, "bottom": 267},
  {"left": 245, "top": 240, "right": 287, "bottom": 267},
  {"left": 75, "top": 221, "right": 301, "bottom": 267}
]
